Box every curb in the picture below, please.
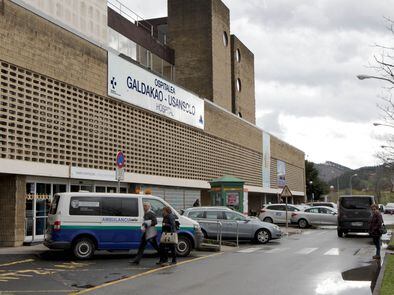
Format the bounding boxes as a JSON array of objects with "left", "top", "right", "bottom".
[
  {"left": 373, "top": 253, "right": 390, "bottom": 295},
  {"left": 373, "top": 232, "right": 394, "bottom": 294}
]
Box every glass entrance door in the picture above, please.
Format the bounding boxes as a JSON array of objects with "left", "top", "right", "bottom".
[{"left": 24, "top": 182, "right": 52, "bottom": 243}]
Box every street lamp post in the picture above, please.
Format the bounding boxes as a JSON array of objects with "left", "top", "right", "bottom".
[
  {"left": 309, "top": 181, "right": 313, "bottom": 203},
  {"left": 331, "top": 170, "right": 340, "bottom": 196},
  {"left": 349, "top": 174, "right": 358, "bottom": 196}
]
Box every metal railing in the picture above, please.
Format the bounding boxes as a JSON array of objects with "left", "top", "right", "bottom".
[
  {"left": 196, "top": 220, "right": 241, "bottom": 249},
  {"left": 197, "top": 220, "right": 222, "bottom": 251},
  {"left": 107, "top": 0, "right": 167, "bottom": 44}
]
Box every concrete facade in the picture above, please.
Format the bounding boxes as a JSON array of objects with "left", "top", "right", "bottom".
[
  {"left": 231, "top": 35, "right": 256, "bottom": 124},
  {"left": 0, "top": 0, "right": 306, "bottom": 246},
  {"left": 0, "top": 175, "right": 26, "bottom": 247},
  {"left": 167, "top": 0, "right": 232, "bottom": 112}
]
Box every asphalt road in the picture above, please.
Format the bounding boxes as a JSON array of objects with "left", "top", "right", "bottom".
[
  {"left": 84, "top": 228, "right": 391, "bottom": 295},
  {"left": 0, "top": 213, "right": 393, "bottom": 295}
]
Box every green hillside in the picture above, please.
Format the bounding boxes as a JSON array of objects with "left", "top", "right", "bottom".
[{"left": 327, "top": 164, "right": 394, "bottom": 204}]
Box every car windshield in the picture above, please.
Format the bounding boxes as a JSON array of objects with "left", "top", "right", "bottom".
[{"left": 340, "top": 197, "right": 372, "bottom": 209}]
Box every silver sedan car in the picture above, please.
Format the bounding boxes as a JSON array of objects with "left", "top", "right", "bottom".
[
  {"left": 183, "top": 206, "right": 282, "bottom": 244},
  {"left": 290, "top": 206, "right": 337, "bottom": 228}
]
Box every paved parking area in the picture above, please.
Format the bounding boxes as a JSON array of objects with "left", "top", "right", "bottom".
[
  {"left": 0, "top": 220, "right": 392, "bottom": 294},
  {"left": 0, "top": 248, "right": 216, "bottom": 294}
]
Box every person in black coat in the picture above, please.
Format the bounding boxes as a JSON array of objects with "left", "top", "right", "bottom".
[
  {"left": 131, "top": 202, "right": 160, "bottom": 264},
  {"left": 369, "top": 204, "right": 384, "bottom": 259},
  {"left": 158, "top": 206, "right": 177, "bottom": 266}
]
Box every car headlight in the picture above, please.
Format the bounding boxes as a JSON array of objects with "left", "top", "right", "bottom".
[
  {"left": 273, "top": 225, "right": 280, "bottom": 230},
  {"left": 193, "top": 224, "right": 201, "bottom": 231}
]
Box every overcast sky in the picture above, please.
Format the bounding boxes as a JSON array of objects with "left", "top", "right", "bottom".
[{"left": 123, "top": 0, "right": 394, "bottom": 169}]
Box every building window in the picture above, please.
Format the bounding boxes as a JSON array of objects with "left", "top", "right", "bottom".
[
  {"left": 223, "top": 31, "right": 228, "bottom": 47},
  {"left": 235, "top": 49, "right": 241, "bottom": 62},
  {"left": 236, "top": 78, "right": 241, "bottom": 92}
]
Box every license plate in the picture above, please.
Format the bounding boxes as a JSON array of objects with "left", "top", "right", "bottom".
[{"left": 351, "top": 222, "right": 363, "bottom": 226}]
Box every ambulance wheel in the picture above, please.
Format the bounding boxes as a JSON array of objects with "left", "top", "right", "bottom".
[
  {"left": 176, "top": 235, "right": 192, "bottom": 257},
  {"left": 73, "top": 237, "right": 95, "bottom": 259}
]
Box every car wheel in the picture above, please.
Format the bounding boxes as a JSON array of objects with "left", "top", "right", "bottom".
[
  {"left": 73, "top": 237, "right": 95, "bottom": 260},
  {"left": 298, "top": 219, "right": 308, "bottom": 229},
  {"left": 263, "top": 217, "right": 273, "bottom": 223},
  {"left": 255, "top": 229, "right": 271, "bottom": 244},
  {"left": 176, "top": 235, "right": 192, "bottom": 257},
  {"left": 337, "top": 229, "right": 343, "bottom": 238}
]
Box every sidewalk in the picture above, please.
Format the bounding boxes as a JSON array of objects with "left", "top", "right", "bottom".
[
  {"left": 0, "top": 243, "right": 47, "bottom": 255},
  {"left": 280, "top": 225, "right": 303, "bottom": 235}
]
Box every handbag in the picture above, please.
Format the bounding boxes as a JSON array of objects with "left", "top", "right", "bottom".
[
  {"left": 380, "top": 223, "right": 387, "bottom": 235},
  {"left": 160, "top": 232, "right": 178, "bottom": 244}
]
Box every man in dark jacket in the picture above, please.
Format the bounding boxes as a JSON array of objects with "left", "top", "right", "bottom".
[
  {"left": 131, "top": 202, "right": 160, "bottom": 264},
  {"left": 369, "top": 204, "right": 383, "bottom": 260}
]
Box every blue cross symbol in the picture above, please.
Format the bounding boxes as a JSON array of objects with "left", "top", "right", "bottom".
[{"left": 110, "top": 77, "right": 117, "bottom": 89}]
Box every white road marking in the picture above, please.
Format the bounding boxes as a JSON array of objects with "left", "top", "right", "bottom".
[
  {"left": 237, "top": 248, "right": 260, "bottom": 253},
  {"left": 296, "top": 247, "right": 318, "bottom": 255},
  {"left": 324, "top": 248, "right": 340, "bottom": 255},
  {"left": 302, "top": 231, "right": 313, "bottom": 235},
  {"left": 263, "top": 247, "right": 290, "bottom": 254}
]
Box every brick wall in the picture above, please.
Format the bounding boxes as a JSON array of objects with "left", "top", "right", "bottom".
[
  {"left": 0, "top": 1, "right": 107, "bottom": 97},
  {"left": 0, "top": 1, "right": 305, "bottom": 192},
  {"left": 0, "top": 174, "right": 26, "bottom": 247},
  {"left": 204, "top": 102, "right": 262, "bottom": 153},
  {"left": 167, "top": 0, "right": 213, "bottom": 101},
  {"left": 231, "top": 35, "right": 256, "bottom": 124},
  {"left": 211, "top": 0, "right": 232, "bottom": 111}
]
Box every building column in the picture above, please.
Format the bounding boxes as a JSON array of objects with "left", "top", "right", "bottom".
[{"left": 0, "top": 175, "right": 26, "bottom": 247}]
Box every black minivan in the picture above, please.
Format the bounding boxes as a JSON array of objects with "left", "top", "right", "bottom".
[{"left": 337, "top": 195, "right": 376, "bottom": 237}]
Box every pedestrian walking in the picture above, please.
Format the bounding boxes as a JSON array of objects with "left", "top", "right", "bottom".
[
  {"left": 131, "top": 202, "right": 160, "bottom": 264},
  {"left": 157, "top": 206, "right": 178, "bottom": 266},
  {"left": 369, "top": 204, "right": 383, "bottom": 260}
]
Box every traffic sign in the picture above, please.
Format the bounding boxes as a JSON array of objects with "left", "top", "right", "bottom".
[
  {"left": 116, "top": 151, "right": 125, "bottom": 168},
  {"left": 280, "top": 185, "right": 292, "bottom": 197}
]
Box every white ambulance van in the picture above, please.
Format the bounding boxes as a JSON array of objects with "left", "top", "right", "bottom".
[{"left": 45, "top": 193, "right": 203, "bottom": 259}]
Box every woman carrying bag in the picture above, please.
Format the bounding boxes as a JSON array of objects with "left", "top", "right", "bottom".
[{"left": 158, "top": 206, "right": 178, "bottom": 266}]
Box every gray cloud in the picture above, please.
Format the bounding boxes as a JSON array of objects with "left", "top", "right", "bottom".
[{"left": 225, "top": 0, "right": 393, "bottom": 33}]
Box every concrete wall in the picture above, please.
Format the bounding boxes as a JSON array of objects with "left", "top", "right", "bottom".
[
  {"left": 231, "top": 35, "right": 255, "bottom": 124},
  {"left": 167, "top": 0, "right": 232, "bottom": 112},
  {"left": 0, "top": 175, "right": 26, "bottom": 247},
  {"left": 167, "top": 0, "right": 213, "bottom": 101},
  {"left": 0, "top": 0, "right": 107, "bottom": 96},
  {"left": 204, "top": 102, "right": 262, "bottom": 154},
  {"left": 0, "top": 1, "right": 305, "bottom": 192},
  {"left": 211, "top": 0, "right": 232, "bottom": 111},
  {"left": 270, "top": 135, "right": 305, "bottom": 192}
]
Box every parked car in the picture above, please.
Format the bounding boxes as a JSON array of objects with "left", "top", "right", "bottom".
[
  {"left": 384, "top": 203, "right": 394, "bottom": 214},
  {"left": 290, "top": 206, "right": 337, "bottom": 228},
  {"left": 259, "top": 204, "right": 302, "bottom": 224},
  {"left": 378, "top": 204, "right": 385, "bottom": 212},
  {"left": 337, "top": 195, "right": 375, "bottom": 237},
  {"left": 45, "top": 193, "right": 203, "bottom": 259},
  {"left": 306, "top": 202, "right": 337, "bottom": 210},
  {"left": 183, "top": 206, "right": 282, "bottom": 244}
]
